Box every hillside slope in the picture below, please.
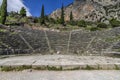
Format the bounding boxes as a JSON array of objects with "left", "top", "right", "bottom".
[{"left": 50, "top": 0, "right": 120, "bottom": 22}]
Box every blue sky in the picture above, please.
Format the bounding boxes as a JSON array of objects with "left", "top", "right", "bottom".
[{"left": 24, "top": 0, "right": 74, "bottom": 17}]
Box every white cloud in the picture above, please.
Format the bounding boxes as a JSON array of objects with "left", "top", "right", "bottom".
[{"left": 0, "top": 0, "right": 31, "bottom": 16}]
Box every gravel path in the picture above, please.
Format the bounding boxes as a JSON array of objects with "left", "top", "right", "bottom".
[{"left": 0, "top": 70, "right": 120, "bottom": 80}]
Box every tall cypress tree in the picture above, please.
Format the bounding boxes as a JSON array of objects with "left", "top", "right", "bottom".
[
  {"left": 0, "top": 0, "right": 7, "bottom": 24},
  {"left": 70, "top": 11, "right": 73, "bottom": 22},
  {"left": 69, "top": 11, "right": 74, "bottom": 25},
  {"left": 0, "top": 6, "right": 1, "bottom": 16},
  {"left": 40, "top": 4, "right": 45, "bottom": 24},
  {"left": 60, "top": 4, "right": 65, "bottom": 25}
]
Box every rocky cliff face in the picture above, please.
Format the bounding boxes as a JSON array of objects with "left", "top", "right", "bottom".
[{"left": 50, "top": 0, "right": 120, "bottom": 22}]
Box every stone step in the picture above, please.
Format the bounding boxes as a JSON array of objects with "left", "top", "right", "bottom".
[{"left": 0, "top": 55, "right": 120, "bottom": 70}]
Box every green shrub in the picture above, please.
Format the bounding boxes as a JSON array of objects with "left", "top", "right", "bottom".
[
  {"left": 16, "top": 65, "right": 32, "bottom": 71},
  {"left": 48, "top": 18, "right": 56, "bottom": 24},
  {"left": 77, "top": 20, "right": 87, "bottom": 27},
  {"left": 54, "top": 17, "right": 61, "bottom": 24},
  {"left": 90, "top": 27, "right": 99, "bottom": 31},
  {"left": 110, "top": 18, "right": 120, "bottom": 27},
  {"left": 84, "top": 65, "right": 95, "bottom": 70},
  {"left": 33, "top": 66, "right": 46, "bottom": 70},
  {"left": 68, "top": 21, "right": 77, "bottom": 26},
  {"left": 47, "top": 66, "right": 62, "bottom": 71},
  {"left": 0, "top": 66, "right": 14, "bottom": 71},
  {"left": 8, "top": 11, "right": 19, "bottom": 17},
  {"left": 97, "top": 23, "right": 108, "bottom": 28},
  {"left": 0, "top": 65, "right": 32, "bottom": 71},
  {"left": 115, "top": 65, "right": 120, "bottom": 70},
  {"left": 33, "top": 17, "right": 39, "bottom": 23}
]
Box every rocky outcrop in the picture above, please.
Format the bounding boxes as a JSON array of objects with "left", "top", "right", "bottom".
[{"left": 50, "top": 0, "right": 120, "bottom": 22}]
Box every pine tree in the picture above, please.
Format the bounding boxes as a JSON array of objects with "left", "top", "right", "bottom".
[
  {"left": 60, "top": 4, "right": 65, "bottom": 25},
  {"left": 70, "top": 11, "right": 73, "bottom": 22},
  {"left": 40, "top": 4, "right": 45, "bottom": 24},
  {"left": 0, "top": 0, "right": 7, "bottom": 24},
  {"left": 20, "top": 7, "right": 26, "bottom": 17}
]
